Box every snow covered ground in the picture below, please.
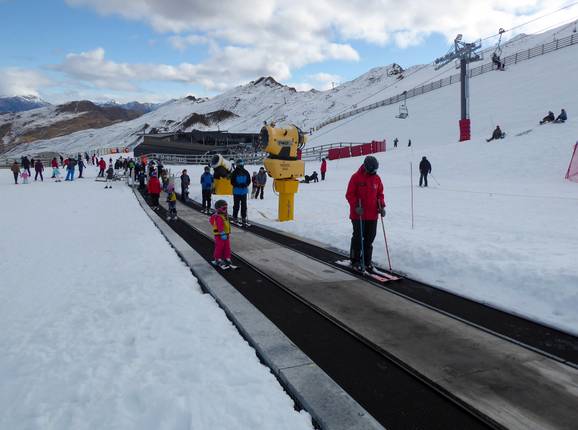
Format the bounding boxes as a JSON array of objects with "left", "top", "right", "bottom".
[{"left": 0, "top": 167, "right": 313, "bottom": 430}]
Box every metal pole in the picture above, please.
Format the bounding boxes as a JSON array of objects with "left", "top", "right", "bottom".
[
  {"left": 379, "top": 214, "right": 392, "bottom": 271},
  {"left": 460, "top": 58, "right": 468, "bottom": 120}
]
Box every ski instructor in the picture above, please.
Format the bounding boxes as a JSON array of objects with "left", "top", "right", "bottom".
[{"left": 345, "top": 156, "right": 386, "bottom": 272}]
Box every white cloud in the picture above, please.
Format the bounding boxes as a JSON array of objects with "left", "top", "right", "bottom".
[
  {"left": 168, "top": 34, "right": 208, "bottom": 51},
  {"left": 0, "top": 68, "right": 53, "bottom": 97},
  {"left": 59, "top": 0, "right": 578, "bottom": 95}
]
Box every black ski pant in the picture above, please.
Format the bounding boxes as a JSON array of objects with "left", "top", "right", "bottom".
[
  {"left": 419, "top": 172, "right": 428, "bottom": 187},
  {"left": 255, "top": 185, "right": 264, "bottom": 199},
  {"left": 150, "top": 193, "right": 160, "bottom": 207},
  {"left": 233, "top": 194, "right": 247, "bottom": 220},
  {"left": 350, "top": 219, "right": 377, "bottom": 267},
  {"left": 201, "top": 189, "right": 212, "bottom": 209},
  {"left": 98, "top": 168, "right": 105, "bottom": 177},
  {"left": 13, "top": 172, "right": 18, "bottom": 184},
  {"left": 35, "top": 171, "right": 43, "bottom": 181},
  {"left": 78, "top": 168, "right": 83, "bottom": 178},
  {"left": 321, "top": 172, "right": 326, "bottom": 181}
]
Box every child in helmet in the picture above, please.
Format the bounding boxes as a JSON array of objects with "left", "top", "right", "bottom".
[
  {"left": 166, "top": 184, "right": 178, "bottom": 220},
  {"left": 209, "top": 199, "right": 234, "bottom": 268}
]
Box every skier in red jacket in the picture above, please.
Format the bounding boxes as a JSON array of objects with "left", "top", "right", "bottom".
[
  {"left": 320, "top": 158, "right": 327, "bottom": 181},
  {"left": 98, "top": 158, "right": 106, "bottom": 177},
  {"left": 147, "top": 172, "right": 162, "bottom": 210},
  {"left": 345, "top": 156, "right": 386, "bottom": 271}
]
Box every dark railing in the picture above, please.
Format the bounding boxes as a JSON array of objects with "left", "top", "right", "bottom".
[{"left": 315, "top": 32, "right": 578, "bottom": 131}]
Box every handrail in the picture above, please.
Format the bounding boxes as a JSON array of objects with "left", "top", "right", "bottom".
[
  {"left": 138, "top": 141, "right": 372, "bottom": 166},
  {"left": 314, "top": 32, "right": 578, "bottom": 131}
]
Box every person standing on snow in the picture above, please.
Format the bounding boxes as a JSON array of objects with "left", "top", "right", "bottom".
[
  {"left": 104, "top": 165, "right": 114, "bottom": 189},
  {"left": 408, "top": 139, "right": 412, "bottom": 147},
  {"left": 320, "top": 158, "right": 327, "bottom": 181},
  {"left": 147, "top": 172, "right": 161, "bottom": 210},
  {"left": 256, "top": 167, "right": 267, "bottom": 199},
  {"left": 229, "top": 159, "right": 251, "bottom": 225},
  {"left": 65, "top": 157, "right": 76, "bottom": 181},
  {"left": 345, "top": 156, "right": 386, "bottom": 272},
  {"left": 98, "top": 157, "right": 106, "bottom": 177},
  {"left": 50, "top": 158, "right": 58, "bottom": 178},
  {"left": 77, "top": 156, "right": 85, "bottom": 179},
  {"left": 11, "top": 161, "right": 20, "bottom": 184},
  {"left": 21, "top": 156, "right": 31, "bottom": 176},
  {"left": 419, "top": 156, "right": 432, "bottom": 187},
  {"left": 394, "top": 138, "right": 398, "bottom": 148},
  {"left": 34, "top": 159, "right": 44, "bottom": 182}
]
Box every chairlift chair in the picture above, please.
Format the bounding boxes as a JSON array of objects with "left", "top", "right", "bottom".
[
  {"left": 396, "top": 104, "right": 408, "bottom": 119},
  {"left": 395, "top": 91, "right": 409, "bottom": 119}
]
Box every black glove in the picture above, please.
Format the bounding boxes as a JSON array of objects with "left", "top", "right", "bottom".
[{"left": 379, "top": 207, "right": 386, "bottom": 217}]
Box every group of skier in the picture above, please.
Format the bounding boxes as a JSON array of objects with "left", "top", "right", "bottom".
[{"left": 10, "top": 154, "right": 92, "bottom": 184}]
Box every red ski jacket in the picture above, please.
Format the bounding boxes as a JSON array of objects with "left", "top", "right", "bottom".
[
  {"left": 98, "top": 160, "right": 106, "bottom": 170},
  {"left": 51, "top": 159, "right": 58, "bottom": 168},
  {"left": 148, "top": 177, "right": 161, "bottom": 194},
  {"left": 345, "top": 166, "right": 385, "bottom": 220},
  {"left": 320, "top": 159, "right": 327, "bottom": 173}
]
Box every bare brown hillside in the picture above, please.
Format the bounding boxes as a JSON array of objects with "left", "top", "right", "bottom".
[{"left": 0, "top": 101, "right": 143, "bottom": 153}]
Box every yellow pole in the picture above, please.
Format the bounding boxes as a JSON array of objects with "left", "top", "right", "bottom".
[{"left": 274, "top": 179, "right": 299, "bottom": 221}]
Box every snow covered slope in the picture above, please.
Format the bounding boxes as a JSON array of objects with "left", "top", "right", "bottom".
[{"left": 8, "top": 22, "right": 578, "bottom": 158}]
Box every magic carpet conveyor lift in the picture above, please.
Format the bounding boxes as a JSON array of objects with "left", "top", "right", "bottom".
[{"left": 260, "top": 124, "right": 306, "bottom": 221}]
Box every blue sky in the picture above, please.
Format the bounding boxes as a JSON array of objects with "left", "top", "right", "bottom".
[{"left": 1, "top": 0, "right": 576, "bottom": 103}]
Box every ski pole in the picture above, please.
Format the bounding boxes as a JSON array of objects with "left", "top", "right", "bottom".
[
  {"left": 430, "top": 173, "right": 440, "bottom": 186},
  {"left": 358, "top": 199, "right": 365, "bottom": 272},
  {"left": 379, "top": 203, "right": 392, "bottom": 272}
]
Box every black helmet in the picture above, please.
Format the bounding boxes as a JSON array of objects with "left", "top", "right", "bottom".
[{"left": 363, "top": 156, "right": 379, "bottom": 174}]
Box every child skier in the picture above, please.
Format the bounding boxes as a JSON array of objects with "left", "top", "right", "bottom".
[
  {"left": 209, "top": 200, "right": 236, "bottom": 269},
  {"left": 53, "top": 166, "right": 62, "bottom": 182},
  {"left": 166, "top": 184, "right": 178, "bottom": 221},
  {"left": 21, "top": 170, "right": 30, "bottom": 184},
  {"left": 105, "top": 166, "right": 114, "bottom": 188}
]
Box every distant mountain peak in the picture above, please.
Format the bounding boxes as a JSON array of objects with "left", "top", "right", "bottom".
[{"left": 0, "top": 95, "right": 51, "bottom": 113}]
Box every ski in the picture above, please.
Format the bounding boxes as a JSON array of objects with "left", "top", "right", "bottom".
[
  {"left": 230, "top": 219, "right": 251, "bottom": 228},
  {"left": 366, "top": 266, "right": 400, "bottom": 281},
  {"left": 335, "top": 260, "right": 399, "bottom": 283},
  {"left": 210, "top": 261, "right": 239, "bottom": 270}
]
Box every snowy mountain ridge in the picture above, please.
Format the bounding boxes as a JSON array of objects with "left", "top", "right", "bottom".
[
  {"left": 0, "top": 95, "right": 51, "bottom": 113},
  {"left": 4, "top": 22, "right": 578, "bottom": 157}
]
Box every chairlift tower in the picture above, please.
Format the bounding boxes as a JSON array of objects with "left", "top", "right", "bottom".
[{"left": 434, "top": 34, "right": 482, "bottom": 141}]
